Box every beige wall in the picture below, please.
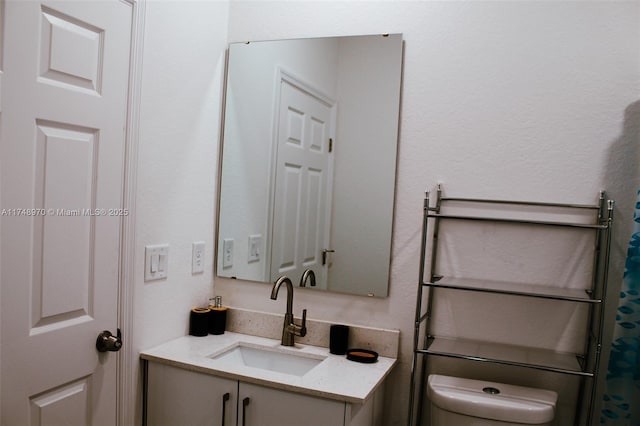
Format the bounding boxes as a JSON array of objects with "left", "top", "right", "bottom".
[{"left": 136, "top": 2, "right": 640, "bottom": 425}]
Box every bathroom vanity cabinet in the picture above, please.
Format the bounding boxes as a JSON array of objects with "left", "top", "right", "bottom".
[
  {"left": 146, "top": 363, "right": 237, "bottom": 426},
  {"left": 141, "top": 333, "right": 394, "bottom": 426},
  {"left": 145, "top": 362, "right": 381, "bottom": 426},
  {"left": 408, "top": 185, "right": 614, "bottom": 426}
]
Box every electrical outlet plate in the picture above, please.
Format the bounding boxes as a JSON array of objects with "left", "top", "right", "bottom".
[{"left": 192, "top": 241, "right": 205, "bottom": 274}]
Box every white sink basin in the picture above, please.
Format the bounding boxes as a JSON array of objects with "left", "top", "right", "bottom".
[{"left": 212, "top": 343, "right": 326, "bottom": 376}]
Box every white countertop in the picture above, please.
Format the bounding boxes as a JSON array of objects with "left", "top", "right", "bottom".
[{"left": 140, "top": 332, "right": 396, "bottom": 404}]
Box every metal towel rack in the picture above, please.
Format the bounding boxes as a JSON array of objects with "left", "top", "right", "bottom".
[{"left": 408, "top": 184, "right": 614, "bottom": 426}]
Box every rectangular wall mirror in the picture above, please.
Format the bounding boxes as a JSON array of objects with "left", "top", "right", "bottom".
[{"left": 216, "top": 34, "right": 403, "bottom": 297}]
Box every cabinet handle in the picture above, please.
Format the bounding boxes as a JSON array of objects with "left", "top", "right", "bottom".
[
  {"left": 221, "top": 392, "right": 230, "bottom": 426},
  {"left": 242, "top": 397, "right": 250, "bottom": 426}
]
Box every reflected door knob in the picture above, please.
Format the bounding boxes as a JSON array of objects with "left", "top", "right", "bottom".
[
  {"left": 96, "top": 329, "right": 122, "bottom": 352},
  {"left": 322, "top": 249, "right": 335, "bottom": 265}
]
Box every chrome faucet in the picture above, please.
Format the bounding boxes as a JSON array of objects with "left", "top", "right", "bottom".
[
  {"left": 299, "top": 269, "right": 316, "bottom": 287},
  {"left": 270, "top": 276, "right": 307, "bottom": 346}
]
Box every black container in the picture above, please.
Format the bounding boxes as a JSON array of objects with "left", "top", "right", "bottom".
[
  {"left": 329, "top": 324, "right": 349, "bottom": 355},
  {"left": 209, "top": 307, "right": 227, "bottom": 335},
  {"left": 189, "top": 307, "right": 210, "bottom": 337}
]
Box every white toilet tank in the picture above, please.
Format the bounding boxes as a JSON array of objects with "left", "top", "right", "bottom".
[{"left": 428, "top": 375, "right": 557, "bottom": 426}]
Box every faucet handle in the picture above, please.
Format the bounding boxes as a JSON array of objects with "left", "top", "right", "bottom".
[{"left": 299, "top": 309, "right": 307, "bottom": 337}]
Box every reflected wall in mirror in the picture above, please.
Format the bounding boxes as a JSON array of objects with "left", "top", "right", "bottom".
[{"left": 217, "top": 34, "right": 402, "bottom": 297}]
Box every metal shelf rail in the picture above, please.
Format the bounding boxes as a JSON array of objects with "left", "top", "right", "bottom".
[{"left": 408, "top": 185, "right": 613, "bottom": 426}]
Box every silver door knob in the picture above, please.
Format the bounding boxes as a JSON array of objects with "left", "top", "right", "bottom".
[{"left": 96, "top": 329, "right": 122, "bottom": 352}]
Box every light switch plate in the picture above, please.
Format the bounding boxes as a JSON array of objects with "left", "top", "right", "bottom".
[
  {"left": 222, "top": 238, "right": 234, "bottom": 268},
  {"left": 248, "top": 234, "right": 261, "bottom": 262},
  {"left": 145, "top": 244, "right": 169, "bottom": 281}
]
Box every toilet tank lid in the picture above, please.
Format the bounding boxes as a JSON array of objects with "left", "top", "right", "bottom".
[{"left": 427, "top": 375, "right": 558, "bottom": 424}]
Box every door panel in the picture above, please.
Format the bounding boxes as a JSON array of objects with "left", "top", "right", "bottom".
[
  {"left": 29, "top": 377, "right": 92, "bottom": 426},
  {"left": 39, "top": 5, "right": 104, "bottom": 94},
  {"left": 0, "top": 1, "right": 132, "bottom": 424},
  {"left": 239, "top": 382, "right": 345, "bottom": 426},
  {"left": 147, "top": 363, "right": 238, "bottom": 426},
  {"left": 33, "top": 121, "right": 97, "bottom": 329},
  {"left": 271, "top": 80, "right": 334, "bottom": 287}
]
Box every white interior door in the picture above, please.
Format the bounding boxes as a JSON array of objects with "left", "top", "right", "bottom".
[
  {"left": 0, "top": 1, "right": 132, "bottom": 424},
  {"left": 270, "top": 78, "right": 335, "bottom": 288}
]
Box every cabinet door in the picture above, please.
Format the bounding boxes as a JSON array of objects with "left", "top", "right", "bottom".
[
  {"left": 238, "top": 382, "right": 345, "bottom": 426},
  {"left": 147, "top": 362, "right": 237, "bottom": 426}
]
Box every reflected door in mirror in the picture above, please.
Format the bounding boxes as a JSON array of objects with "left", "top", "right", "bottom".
[{"left": 271, "top": 79, "right": 335, "bottom": 288}]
